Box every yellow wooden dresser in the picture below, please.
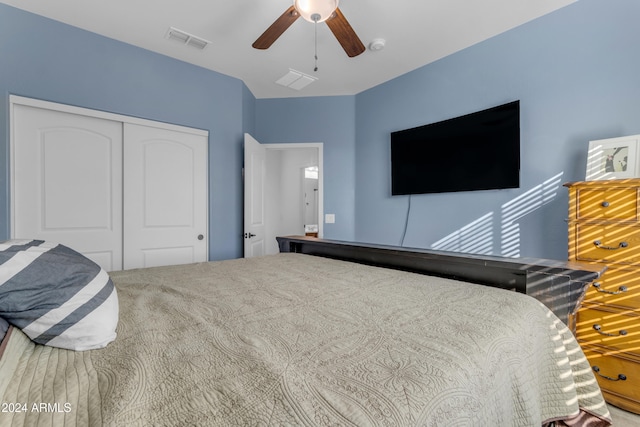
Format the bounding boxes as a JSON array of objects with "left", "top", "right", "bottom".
[{"left": 566, "top": 179, "right": 640, "bottom": 414}]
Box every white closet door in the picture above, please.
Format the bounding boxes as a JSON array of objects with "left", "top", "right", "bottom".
[
  {"left": 12, "top": 105, "right": 123, "bottom": 271},
  {"left": 123, "top": 123, "right": 208, "bottom": 269}
]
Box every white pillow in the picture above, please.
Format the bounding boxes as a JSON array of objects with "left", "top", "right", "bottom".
[{"left": 0, "top": 240, "right": 118, "bottom": 351}]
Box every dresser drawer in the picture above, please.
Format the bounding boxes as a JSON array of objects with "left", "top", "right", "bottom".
[
  {"left": 585, "top": 266, "right": 640, "bottom": 308},
  {"left": 574, "top": 223, "right": 640, "bottom": 263},
  {"left": 576, "top": 306, "right": 640, "bottom": 355},
  {"left": 582, "top": 346, "right": 640, "bottom": 403},
  {"left": 575, "top": 188, "right": 639, "bottom": 220}
]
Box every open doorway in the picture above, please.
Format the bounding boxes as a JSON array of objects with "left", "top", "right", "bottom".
[
  {"left": 244, "top": 134, "right": 323, "bottom": 257},
  {"left": 264, "top": 147, "right": 321, "bottom": 254}
]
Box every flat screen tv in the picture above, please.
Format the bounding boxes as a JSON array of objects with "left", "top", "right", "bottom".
[{"left": 391, "top": 100, "right": 520, "bottom": 196}]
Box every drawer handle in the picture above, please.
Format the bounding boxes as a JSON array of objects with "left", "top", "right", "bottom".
[
  {"left": 593, "top": 240, "right": 628, "bottom": 250},
  {"left": 593, "top": 324, "right": 628, "bottom": 337},
  {"left": 601, "top": 201, "right": 610, "bottom": 207},
  {"left": 592, "top": 366, "right": 627, "bottom": 381},
  {"left": 592, "top": 282, "right": 628, "bottom": 294}
]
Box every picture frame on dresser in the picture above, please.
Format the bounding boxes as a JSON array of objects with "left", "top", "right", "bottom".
[{"left": 586, "top": 134, "right": 640, "bottom": 180}]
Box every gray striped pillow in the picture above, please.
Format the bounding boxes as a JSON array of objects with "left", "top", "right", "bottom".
[
  {"left": 0, "top": 316, "right": 8, "bottom": 343},
  {"left": 0, "top": 240, "right": 118, "bottom": 351}
]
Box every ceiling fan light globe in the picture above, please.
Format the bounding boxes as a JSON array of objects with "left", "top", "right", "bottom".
[{"left": 294, "top": 0, "right": 339, "bottom": 23}]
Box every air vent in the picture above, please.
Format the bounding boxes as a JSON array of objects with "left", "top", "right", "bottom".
[
  {"left": 276, "top": 69, "right": 318, "bottom": 90},
  {"left": 165, "top": 27, "right": 210, "bottom": 50}
]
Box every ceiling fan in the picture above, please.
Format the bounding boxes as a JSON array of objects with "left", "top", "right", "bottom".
[{"left": 252, "top": 0, "right": 366, "bottom": 58}]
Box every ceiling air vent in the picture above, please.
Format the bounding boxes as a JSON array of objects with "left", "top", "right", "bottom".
[
  {"left": 276, "top": 69, "right": 318, "bottom": 91},
  {"left": 165, "top": 27, "right": 210, "bottom": 50}
]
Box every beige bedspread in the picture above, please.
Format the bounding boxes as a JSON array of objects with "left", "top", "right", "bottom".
[{"left": 0, "top": 253, "right": 611, "bottom": 426}]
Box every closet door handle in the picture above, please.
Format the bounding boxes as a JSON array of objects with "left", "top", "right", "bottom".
[
  {"left": 197, "top": 234, "right": 204, "bottom": 240},
  {"left": 593, "top": 240, "right": 628, "bottom": 250}
]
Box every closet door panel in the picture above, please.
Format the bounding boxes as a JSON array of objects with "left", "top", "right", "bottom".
[
  {"left": 123, "top": 123, "right": 208, "bottom": 269},
  {"left": 12, "top": 105, "right": 123, "bottom": 271}
]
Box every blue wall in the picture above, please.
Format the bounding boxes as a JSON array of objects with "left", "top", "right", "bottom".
[
  {"left": 255, "top": 96, "right": 357, "bottom": 241},
  {"left": 354, "top": 0, "right": 640, "bottom": 259},
  {"left": 0, "top": 4, "right": 249, "bottom": 260},
  {"left": 2, "top": 0, "right": 639, "bottom": 262}
]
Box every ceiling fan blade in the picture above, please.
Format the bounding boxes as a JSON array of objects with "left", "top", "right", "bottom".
[
  {"left": 325, "top": 8, "right": 365, "bottom": 58},
  {"left": 252, "top": 6, "right": 300, "bottom": 50}
]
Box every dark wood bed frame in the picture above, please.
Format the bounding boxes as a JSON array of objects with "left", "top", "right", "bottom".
[{"left": 277, "top": 236, "right": 604, "bottom": 329}]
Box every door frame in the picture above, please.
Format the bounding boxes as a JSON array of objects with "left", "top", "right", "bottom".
[
  {"left": 243, "top": 136, "right": 324, "bottom": 258},
  {"left": 9, "top": 95, "right": 210, "bottom": 260}
]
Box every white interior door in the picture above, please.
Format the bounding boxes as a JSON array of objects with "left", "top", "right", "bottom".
[
  {"left": 244, "top": 133, "right": 266, "bottom": 257},
  {"left": 123, "top": 123, "right": 208, "bottom": 269},
  {"left": 12, "top": 105, "right": 123, "bottom": 271}
]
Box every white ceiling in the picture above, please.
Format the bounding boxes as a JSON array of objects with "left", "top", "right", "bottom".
[{"left": 2, "top": 0, "right": 576, "bottom": 99}]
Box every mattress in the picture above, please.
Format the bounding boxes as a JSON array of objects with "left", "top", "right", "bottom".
[{"left": 0, "top": 253, "right": 612, "bottom": 426}]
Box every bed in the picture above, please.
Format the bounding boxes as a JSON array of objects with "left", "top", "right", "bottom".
[{"left": 0, "top": 237, "right": 612, "bottom": 426}]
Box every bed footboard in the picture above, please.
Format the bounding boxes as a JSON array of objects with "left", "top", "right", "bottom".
[{"left": 277, "top": 236, "right": 603, "bottom": 328}]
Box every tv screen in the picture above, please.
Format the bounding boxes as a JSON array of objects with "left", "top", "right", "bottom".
[{"left": 391, "top": 101, "right": 520, "bottom": 196}]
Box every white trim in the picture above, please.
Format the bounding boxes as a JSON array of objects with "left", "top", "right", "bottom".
[
  {"left": 262, "top": 142, "right": 324, "bottom": 239},
  {"left": 9, "top": 95, "right": 209, "bottom": 136},
  {"left": 9, "top": 101, "right": 16, "bottom": 239}
]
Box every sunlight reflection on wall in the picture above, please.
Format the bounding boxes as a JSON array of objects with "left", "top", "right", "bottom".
[
  {"left": 431, "top": 172, "right": 564, "bottom": 256},
  {"left": 431, "top": 212, "right": 494, "bottom": 254}
]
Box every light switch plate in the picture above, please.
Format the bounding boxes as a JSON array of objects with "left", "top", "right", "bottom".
[{"left": 325, "top": 214, "right": 335, "bottom": 224}]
